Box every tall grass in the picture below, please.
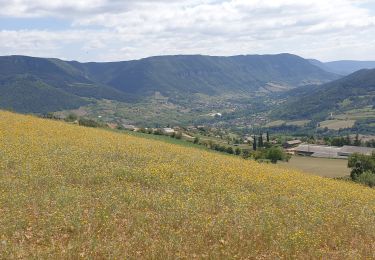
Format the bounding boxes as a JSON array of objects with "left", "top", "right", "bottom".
[{"left": 0, "top": 111, "right": 375, "bottom": 258}]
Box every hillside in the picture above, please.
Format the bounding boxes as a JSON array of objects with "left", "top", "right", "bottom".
[
  {"left": 0, "top": 56, "right": 137, "bottom": 113},
  {"left": 0, "top": 74, "right": 87, "bottom": 113},
  {"left": 272, "top": 69, "right": 375, "bottom": 120},
  {"left": 1, "top": 111, "right": 375, "bottom": 258},
  {"left": 72, "top": 54, "right": 337, "bottom": 97},
  {"left": 0, "top": 54, "right": 338, "bottom": 113}
]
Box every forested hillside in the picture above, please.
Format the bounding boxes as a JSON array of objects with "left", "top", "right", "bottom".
[
  {"left": 272, "top": 69, "right": 375, "bottom": 120},
  {"left": 0, "top": 54, "right": 338, "bottom": 113}
]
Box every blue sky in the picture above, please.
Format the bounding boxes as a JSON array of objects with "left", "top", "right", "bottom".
[{"left": 1, "top": 0, "right": 375, "bottom": 62}]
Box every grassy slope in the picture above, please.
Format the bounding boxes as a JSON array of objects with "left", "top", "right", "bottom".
[{"left": 1, "top": 111, "right": 375, "bottom": 258}]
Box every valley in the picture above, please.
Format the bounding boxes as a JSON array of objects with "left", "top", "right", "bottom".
[{"left": 1, "top": 54, "right": 374, "bottom": 138}]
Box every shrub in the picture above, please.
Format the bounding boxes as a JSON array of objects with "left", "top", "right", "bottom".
[
  {"left": 266, "top": 147, "right": 285, "bottom": 164},
  {"left": 78, "top": 118, "right": 101, "bottom": 128},
  {"left": 356, "top": 171, "right": 375, "bottom": 187},
  {"left": 65, "top": 113, "right": 78, "bottom": 122},
  {"left": 242, "top": 149, "right": 250, "bottom": 159},
  {"left": 138, "top": 128, "right": 147, "bottom": 133},
  {"left": 43, "top": 112, "right": 58, "bottom": 119},
  {"left": 226, "top": 147, "right": 234, "bottom": 154},
  {"left": 153, "top": 129, "right": 163, "bottom": 135},
  {"left": 116, "top": 125, "right": 125, "bottom": 130},
  {"left": 348, "top": 153, "right": 375, "bottom": 180}
]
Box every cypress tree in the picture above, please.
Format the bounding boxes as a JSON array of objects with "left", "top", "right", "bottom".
[
  {"left": 346, "top": 135, "right": 351, "bottom": 145},
  {"left": 253, "top": 135, "right": 257, "bottom": 151},
  {"left": 258, "top": 134, "right": 263, "bottom": 147},
  {"left": 354, "top": 133, "right": 361, "bottom": 146}
]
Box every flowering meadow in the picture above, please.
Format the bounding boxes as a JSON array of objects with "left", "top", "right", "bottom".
[{"left": 1, "top": 111, "right": 375, "bottom": 258}]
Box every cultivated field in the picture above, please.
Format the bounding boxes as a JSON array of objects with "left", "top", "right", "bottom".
[
  {"left": 335, "top": 106, "right": 375, "bottom": 120},
  {"left": 279, "top": 156, "right": 350, "bottom": 178},
  {"left": 285, "top": 120, "right": 311, "bottom": 126},
  {"left": 265, "top": 120, "right": 285, "bottom": 127},
  {"left": 265, "top": 119, "right": 310, "bottom": 127},
  {"left": 319, "top": 119, "right": 356, "bottom": 130},
  {"left": 1, "top": 111, "right": 375, "bottom": 258}
]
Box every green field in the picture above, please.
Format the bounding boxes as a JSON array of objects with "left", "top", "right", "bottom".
[
  {"left": 265, "top": 120, "right": 310, "bottom": 127},
  {"left": 279, "top": 156, "right": 350, "bottom": 178},
  {"left": 335, "top": 107, "right": 375, "bottom": 120},
  {"left": 319, "top": 119, "right": 356, "bottom": 130},
  {"left": 265, "top": 120, "right": 285, "bottom": 127},
  {"left": 285, "top": 120, "right": 311, "bottom": 126}
]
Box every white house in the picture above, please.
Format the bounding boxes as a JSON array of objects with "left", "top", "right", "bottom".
[{"left": 162, "top": 128, "right": 175, "bottom": 135}]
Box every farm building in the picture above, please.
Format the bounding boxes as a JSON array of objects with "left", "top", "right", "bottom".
[
  {"left": 283, "top": 139, "right": 302, "bottom": 148},
  {"left": 338, "top": 146, "right": 375, "bottom": 157},
  {"left": 162, "top": 128, "right": 175, "bottom": 135},
  {"left": 294, "top": 144, "right": 375, "bottom": 159},
  {"left": 295, "top": 144, "right": 343, "bottom": 158}
]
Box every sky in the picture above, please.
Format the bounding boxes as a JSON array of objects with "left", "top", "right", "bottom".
[{"left": 1, "top": 0, "right": 375, "bottom": 62}]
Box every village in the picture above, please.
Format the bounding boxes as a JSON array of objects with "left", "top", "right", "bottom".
[{"left": 113, "top": 121, "right": 375, "bottom": 160}]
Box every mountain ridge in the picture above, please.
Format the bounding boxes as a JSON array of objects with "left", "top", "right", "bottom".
[
  {"left": 309, "top": 59, "right": 375, "bottom": 75},
  {"left": 272, "top": 68, "right": 375, "bottom": 120},
  {"left": 0, "top": 53, "right": 338, "bottom": 113}
]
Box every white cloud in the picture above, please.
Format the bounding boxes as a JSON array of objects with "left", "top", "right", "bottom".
[{"left": 1, "top": 0, "right": 375, "bottom": 61}]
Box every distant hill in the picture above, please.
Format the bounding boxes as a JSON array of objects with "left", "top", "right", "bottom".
[
  {"left": 72, "top": 54, "right": 338, "bottom": 97},
  {"left": 309, "top": 59, "right": 375, "bottom": 75},
  {"left": 324, "top": 60, "right": 375, "bottom": 75},
  {"left": 0, "top": 55, "right": 134, "bottom": 113},
  {"left": 272, "top": 69, "right": 375, "bottom": 120},
  {"left": 0, "top": 74, "right": 87, "bottom": 113},
  {"left": 0, "top": 54, "right": 338, "bottom": 113},
  {"left": 308, "top": 59, "right": 337, "bottom": 74}
]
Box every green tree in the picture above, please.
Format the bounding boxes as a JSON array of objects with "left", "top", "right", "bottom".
[
  {"left": 346, "top": 135, "right": 351, "bottom": 145},
  {"left": 253, "top": 135, "right": 257, "bottom": 151},
  {"left": 226, "top": 147, "right": 234, "bottom": 154},
  {"left": 65, "top": 113, "right": 78, "bottom": 122},
  {"left": 78, "top": 118, "right": 101, "bottom": 128},
  {"left": 357, "top": 171, "right": 375, "bottom": 187},
  {"left": 242, "top": 149, "right": 250, "bottom": 158},
  {"left": 348, "top": 152, "right": 375, "bottom": 181},
  {"left": 258, "top": 134, "right": 264, "bottom": 147},
  {"left": 354, "top": 133, "right": 361, "bottom": 146},
  {"left": 266, "top": 147, "right": 284, "bottom": 164}
]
